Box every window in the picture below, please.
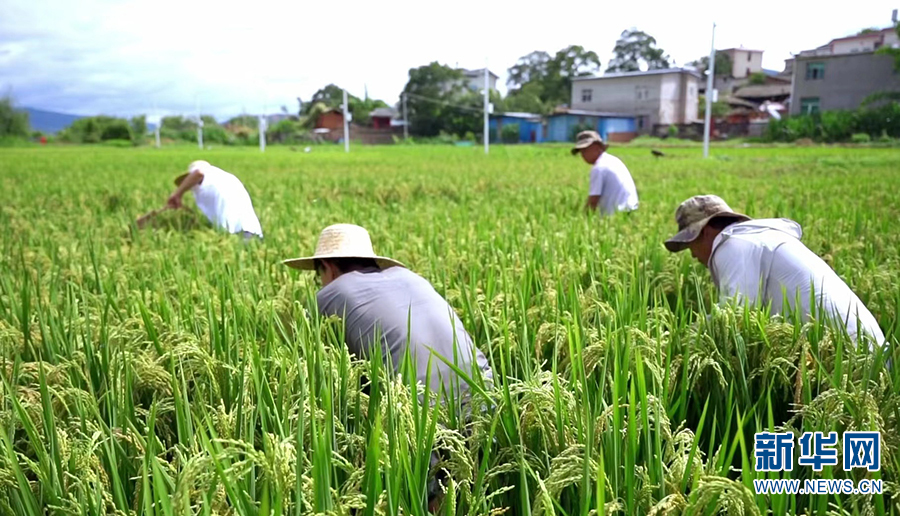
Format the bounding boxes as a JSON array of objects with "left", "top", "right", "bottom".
[
  {"left": 746, "top": 67, "right": 751, "bottom": 77},
  {"left": 637, "top": 116, "right": 646, "bottom": 129},
  {"left": 806, "top": 62, "right": 825, "bottom": 80},
  {"left": 800, "top": 97, "right": 820, "bottom": 115},
  {"left": 747, "top": 53, "right": 752, "bottom": 62},
  {"left": 635, "top": 86, "right": 649, "bottom": 100},
  {"left": 581, "top": 89, "right": 593, "bottom": 103}
]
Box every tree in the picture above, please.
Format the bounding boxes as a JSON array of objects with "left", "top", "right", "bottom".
[
  {"left": 130, "top": 115, "right": 147, "bottom": 145},
  {"left": 0, "top": 96, "right": 29, "bottom": 138},
  {"left": 749, "top": 72, "right": 767, "bottom": 85},
  {"left": 606, "top": 29, "right": 671, "bottom": 73},
  {"left": 306, "top": 84, "right": 353, "bottom": 112},
  {"left": 400, "top": 62, "right": 476, "bottom": 137},
  {"left": 686, "top": 51, "right": 732, "bottom": 78},
  {"left": 505, "top": 45, "right": 602, "bottom": 110},
  {"left": 699, "top": 96, "right": 730, "bottom": 118},
  {"left": 501, "top": 82, "right": 548, "bottom": 115}
]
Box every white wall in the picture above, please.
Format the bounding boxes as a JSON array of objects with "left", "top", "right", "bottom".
[
  {"left": 659, "top": 74, "right": 680, "bottom": 124},
  {"left": 571, "top": 74, "right": 663, "bottom": 130},
  {"left": 729, "top": 50, "right": 764, "bottom": 78},
  {"left": 832, "top": 34, "right": 884, "bottom": 54}
]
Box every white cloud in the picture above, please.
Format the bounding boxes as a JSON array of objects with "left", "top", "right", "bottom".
[{"left": 1, "top": 0, "right": 896, "bottom": 119}]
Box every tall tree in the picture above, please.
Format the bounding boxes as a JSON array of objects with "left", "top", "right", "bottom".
[
  {"left": 505, "top": 45, "right": 601, "bottom": 110},
  {"left": 686, "top": 51, "right": 733, "bottom": 78},
  {"left": 400, "top": 62, "right": 480, "bottom": 137},
  {"left": 606, "top": 29, "right": 671, "bottom": 73},
  {"left": 0, "top": 96, "right": 29, "bottom": 138}
]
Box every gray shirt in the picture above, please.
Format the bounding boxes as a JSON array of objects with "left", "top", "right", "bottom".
[{"left": 316, "top": 266, "right": 493, "bottom": 401}]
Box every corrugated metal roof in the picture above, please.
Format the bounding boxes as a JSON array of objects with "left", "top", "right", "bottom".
[
  {"left": 369, "top": 107, "right": 397, "bottom": 118},
  {"left": 572, "top": 67, "right": 703, "bottom": 81},
  {"left": 549, "top": 108, "right": 635, "bottom": 118},
  {"left": 494, "top": 111, "right": 543, "bottom": 119}
]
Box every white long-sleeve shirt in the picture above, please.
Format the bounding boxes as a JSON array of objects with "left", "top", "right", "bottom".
[
  {"left": 708, "top": 218, "right": 885, "bottom": 349},
  {"left": 190, "top": 166, "right": 263, "bottom": 237},
  {"left": 588, "top": 152, "right": 639, "bottom": 215}
]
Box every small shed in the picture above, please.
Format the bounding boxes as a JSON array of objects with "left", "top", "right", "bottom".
[
  {"left": 546, "top": 109, "right": 637, "bottom": 143},
  {"left": 369, "top": 107, "right": 398, "bottom": 129},
  {"left": 489, "top": 112, "right": 545, "bottom": 143},
  {"left": 315, "top": 108, "right": 344, "bottom": 131}
]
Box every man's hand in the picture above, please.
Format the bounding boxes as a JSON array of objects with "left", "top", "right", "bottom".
[
  {"left": 166, "top": 194, "right": 183, "bottom": 209},
  {"left": 584, "top": 195, "right": 600, "bottom": 213}
]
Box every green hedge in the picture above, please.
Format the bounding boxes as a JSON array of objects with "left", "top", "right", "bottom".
[{"left": 764, "top": 102, "right": 900, "bottom": 143}]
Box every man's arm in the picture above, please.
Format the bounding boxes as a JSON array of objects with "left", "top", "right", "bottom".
[
  {"left": 167, "top": 170, "right": 204, "bottom": 208},
  {"left": 584, "top": 167, "right": 603, "bottom": 213}
]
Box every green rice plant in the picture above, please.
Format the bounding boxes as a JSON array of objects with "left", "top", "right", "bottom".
[{"left": 0, "top": 144, "right": 896, "bottom": 515}]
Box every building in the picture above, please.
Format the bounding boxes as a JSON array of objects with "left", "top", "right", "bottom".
[
  {"left": 545, "top": 108, "right": 637, "bottom": 143},
  {"left": 459, "top": 68, "right": 498, "bottom": 92},
  {"left": 489, "top": 112, "right": 545, "bottom": 143},
  {"left": 570, "top": 68, "right": 701, "bottom": 133},
  {"left": 369, "top": 107, "right": 398, "bottom": 129},
  {"left": 799, "top": 27, "right": 899, "bottom": 57},
  {"left": 790, "top": 51, "right": 900, "bottom": 114},
  {"left": 721, "top": 48, "right": 765, "bottom": 79},
  {"left": 789, "top": 24, "right": 900, "bottom": 115},
  {"left": 315, "top": 108, "right": 344, "bottom": 131}
]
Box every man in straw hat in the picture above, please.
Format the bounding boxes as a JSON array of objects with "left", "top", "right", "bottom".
[
  {"left": 166, "top": 160, "right": 263, "bottom": 240},
  {"left": 283, "top": 223, "right": 493, "bottom": 511},
  {"left": 571, "top": 130, "right": 639, "bottom": 216},
  {"left": 664, "top": 194, "right": 885, "bottom": 350}
]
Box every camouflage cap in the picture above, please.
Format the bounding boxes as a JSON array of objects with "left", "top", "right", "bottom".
[
  {"left": 570, "top": 130, "right": 606, "bottom": 155},
  {"left": 664, "top": 195, "right": 752, "bottom": 252}
]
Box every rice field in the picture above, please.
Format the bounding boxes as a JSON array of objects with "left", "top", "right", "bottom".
[{"left": 0, "top": 143, "right": 898, "bottom": 516}]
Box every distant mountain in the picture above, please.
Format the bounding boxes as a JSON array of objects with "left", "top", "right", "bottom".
[{"left": 21, "top": 107, "right": 84, "bottom": 134}]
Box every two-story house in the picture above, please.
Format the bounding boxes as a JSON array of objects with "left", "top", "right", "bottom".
[
  {"left": 570, "top": 68, "right": 701, "bottom": 133},
  {"left": 791, "top": 26, "right": 900, "bottom": 115}
]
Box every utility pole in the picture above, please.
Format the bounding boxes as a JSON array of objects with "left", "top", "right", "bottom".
[
  {"left": 703, "top": 22, "right": 716, "bottom": 159},
  {"left": 259, "top": 113, "right": 266, "bottom": 153},
  {"left": 702, "top": 23, "right": 716, "bottom": 158},
  {"left": 483, "top": 64, "right": 489, "bottom": 155},
  {"left": 402, "top": 92, "right": 409, "bottom": 141},
  {"left": 343, "top": 88, "right": 350, "bottom": 153}
]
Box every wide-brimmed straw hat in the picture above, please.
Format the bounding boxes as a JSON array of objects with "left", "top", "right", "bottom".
[
  {"left": 282, "top": 223, "right": 406, "bottom": 271},
  {"left": 570, "top": 130, "right": 608, "bottom": 155},
  {"left": 174, "top": 160, "right": 210, "bottom": 186},
  {"left": 664, "top": 195, "right": 752, "bottom": 252}
]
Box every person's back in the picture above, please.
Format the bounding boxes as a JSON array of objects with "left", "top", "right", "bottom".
[
  {"left": 592, "top": 152, "right": 639, "bottom": 215},
  {"left": 316, "top": 266, "right": 493, "bottom": 400},
  {"left": 709, "top": 219, "right": 885, "bottom": 348},
  {"left": 191, "top": 165, "right": 263, "bottom": 237}
]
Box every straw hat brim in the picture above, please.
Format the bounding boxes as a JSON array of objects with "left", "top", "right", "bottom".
[
  {"left": 282, "top": 254, "right": 405, "bottom": 271},
  {"left": 570, "top": 140, "right": 608, "bottom": 155},
  {"left": 664, "top": 210, "right": 752, "bottom": 252}
]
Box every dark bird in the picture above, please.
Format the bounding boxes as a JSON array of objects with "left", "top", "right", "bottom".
[{"left": 651, "top": 149, "right": 666, "bottom": 158}]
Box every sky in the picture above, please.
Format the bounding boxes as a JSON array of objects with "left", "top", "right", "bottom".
[{"left": 1, "top": 0, "right": 897, "bottom": 121}]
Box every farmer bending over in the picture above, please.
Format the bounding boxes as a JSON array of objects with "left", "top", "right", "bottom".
[
  {"left": 571, "top": 130, "right": 639, "bottom": 216},
  {"left": 167, "top": 160, "right": 263, "bottom": 241},
  {"left": 664, "top": 194, "right": 885, "bottom": 351},
  {"left": 282, "top": 223, "right": 493, "bottom": 511}
]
